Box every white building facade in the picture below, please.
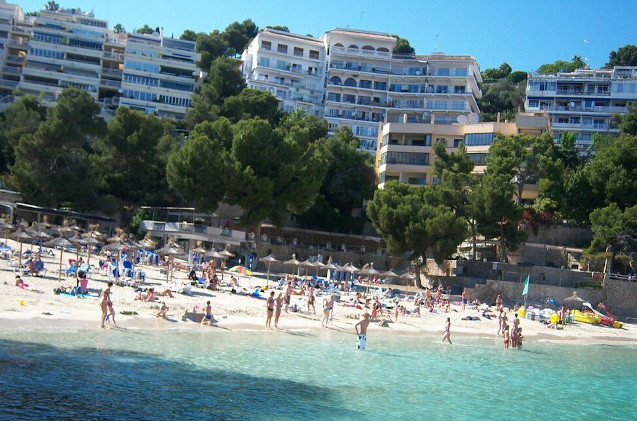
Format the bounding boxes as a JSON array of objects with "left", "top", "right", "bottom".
[
  {"left": 241, "top": 28, "right": 325, "bottom": 117},
  {"left": 525, "top": 66, "right": 637, "bottom": 148},
  {"left": 0, "top": 2, "right": 201, "bottom": 119},
  {"left": 242, "top": 28, "right": 483, "bottom": 153}
]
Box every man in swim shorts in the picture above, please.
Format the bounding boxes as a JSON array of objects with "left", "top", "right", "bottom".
[
  {"left": 355, "top": 312, "right": 370, "bottom": 350},
  {"left": 201, "top": 300, "right": 216, "bottom": 326}
]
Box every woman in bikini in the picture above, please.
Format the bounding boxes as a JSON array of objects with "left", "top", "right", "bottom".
[
  {"left": 99, "top": 281, "right": 116, "bottom": 328},
  {"left": 274, "top": 292, "right": 283, "bottom": 328},
  {"left": 266, "top": 291, "right": 275, "bottom": 329}
]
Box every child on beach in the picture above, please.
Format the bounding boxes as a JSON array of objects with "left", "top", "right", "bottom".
[
  {"left": 201, "top": 300, "right": 216, "bottom": 326},
  {"left": 156, "top": 302, "right": 168, "bottom": 319},
  {"left": 503, "top": 325, "right": 510, "bottom": 349}
]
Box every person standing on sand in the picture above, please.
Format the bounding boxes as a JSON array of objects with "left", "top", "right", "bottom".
[
  {"left": 442, "top": 317, "right": 452, "bottom": 344},
  {"left": 495, "top": 294, "right": 503, "bottom": 312},
  {"left": 355, "top": 312, "right": 371, "bottom": 350},
  {"left": 99, "top": 281, "right": 116, "bottom": 328},
  {"left": 461, "top": 288, "right": 468, "bottom": 310},
  {"left": 503, "top": 325, "right": 510, "bottom": 349},
  {"left": 497, "top": 309, "right": 504, "bottom": 336},
  {"left": 201, "top": 300, "right": 216, "bottom": 326},
  {"left": 511, "top": 313, "right": 520, "bottom": 348},
  {"left": 274, "top": 292, "right": 283, "bottom": 328},
  {"left": 322, "top": 295, "right": 334, "bottom": 327},
  {"left": 284, "top": 282, "right": 293, "bottom": 313},
  {"left": 266, "top": 291, "right": 275, "bottom": 329},
  {"left": 307, "top": 284, "right": 315, "bottom": 314}
]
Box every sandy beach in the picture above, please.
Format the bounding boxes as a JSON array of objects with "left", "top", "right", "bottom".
[{"left": 1, "top": 240, "right": 635, "bottom": 346}]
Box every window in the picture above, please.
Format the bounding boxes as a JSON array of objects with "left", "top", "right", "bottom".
[
  {"left": 123, "top": 73, "right": 159, "bottom": 86},
  {"left": 464, "top": 132, "right": 495, "bottom": 146},
  {"left": 410, "top": 135, "right": 431, "bottom": 146},
  {"left": 454, "top": 86, "right": 466, "bottom": 94},
  {"left": 359, "top": 80, "right": 372, "bottom": 89},
  {"left": 343, "top": 94, "right": 356, "bottom": 103},
  {"left": 258, "top": 57, "right": 270, "bottom": 67},
  {"left": 382, "top": 152, "right": 430, "bottom": 165},
  {"left": 125, "top": 60, "right": 159, "bottom": 73},
  {"left": 327, "top": 93, "right": 341, "bottom": 102},
  {"left": 453, "top": 138, "right": 464, "bottom": 147},
  {"left": 374, "top": 81, "right": 387, "bottom": 90},
  {"left": 468, "top": 153, "right": 488, "bottom": 165},
  {"left": 293, "top": 47, "right": 303, "bottom": 57},
  {"left": 277, "top": 44, "right": 288, "bottom": 53},
  {"left": 276, "top": 60, "right": 286, "bottom": 70},
  {"left": 309, "top": 50, "right": 319, "bottom": 59},
  {"left": 261, "top": 40, "right": 271, "bottom": 50}
]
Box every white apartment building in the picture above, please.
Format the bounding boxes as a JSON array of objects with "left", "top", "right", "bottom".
[
  {"left": 242, "top": 28, "right": 483, "bottom": 153},
  {"left": 525, "top": 66, "right": 637, "bottom": 148},
  {"left": 117, "top": 31, "right": 200, "bottom": 119},
  {"left": 0, "top": 2, "right": 201, "bottom": 119},
  {"left": 376, "top": 112, "right": 550, "bottom": 201},
  {"left": 241, "top": 28, "right": 325, "bottom": 117},
  {"left": 0, "top": 0, "right": 31, "bottom": 105}
]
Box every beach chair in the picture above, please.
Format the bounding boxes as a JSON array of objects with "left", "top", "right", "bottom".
[{"left": 122, "top": 260, "right": 134, "bottom": 278}]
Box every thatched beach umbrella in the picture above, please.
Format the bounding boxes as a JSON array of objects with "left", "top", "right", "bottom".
[
  {"left": 220, "top": 244, "right": 235, "bottom": 258},
  {"left": 564, "top": 291, "right": 585, "bottom": 308},
  {"left": 44, "top": 234, "right": 74, "bottom": 282},
  {"left": 323, "top": 257, "right": 339, "bottom": 281},
  {"left": 379, "top": 269, "right": 399, "bottom": 282},
  {"left": 284, "top": 254, "right": 300, "bottom": 276},
  {"left": 357, "top": 263, "right": 379, "bottom": 293},
  {"left": 155, "top": 243, "right": 184, "bottom": 283},
  {"left": 205, "top": 249, "right": 226, "bottom": 259},
  {"left": 80, "top": 236, "right": 101, "bottom": 266},
  {"left": 12, "top": 230, "right": 32, "bottom": 269},
  {"left": 298, "top": 259, "right": 318, "bottom": 278},
  {"left": 259, "top": 254, "right": 279, "bottom": 286},
  {"left": 103, "top": 240, "right": 128, "bottom": 284}
]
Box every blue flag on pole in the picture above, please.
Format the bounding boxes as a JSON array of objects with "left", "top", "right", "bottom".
[{"left": 522, "top": 275, "right": 530, "bottom": 296}]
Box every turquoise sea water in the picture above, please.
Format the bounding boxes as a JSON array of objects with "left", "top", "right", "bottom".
[{"left": 1, "top": 327, "right": 636, "bottom": 420}]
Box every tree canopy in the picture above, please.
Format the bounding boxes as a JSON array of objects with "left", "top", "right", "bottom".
[
  {"left": 536, "top": 56, "right": 587, "bottom": 74},
  {"left": 605, "top": 44, "right": 637, "bottom": 68},
  {"left": 392, "top": 35, "right": 415, "bottom": 55}
]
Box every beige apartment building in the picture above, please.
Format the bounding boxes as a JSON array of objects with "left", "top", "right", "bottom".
[{"left": 376, "top": 112, "right": 550, "bottom": 200}]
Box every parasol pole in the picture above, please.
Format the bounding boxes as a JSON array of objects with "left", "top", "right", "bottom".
[
  {"left": 18, "top": 240, "right": 23, "bottom": 268},
  {"left": 267, "top": 261, "right": 272, "bottom": 289},
  {"left": 57, "top": 248, "right": 63, "bottom": 282}
]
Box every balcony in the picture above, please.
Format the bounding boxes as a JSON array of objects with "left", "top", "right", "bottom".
[
  {"left": 540, "top": 104, "right": 628, "bottom": 114},
  {"left": 101, "top": 68, "right": 123, "bottom": 78},
  {"left": 103, "top": 51, "right": 124, "bottom": 61}
]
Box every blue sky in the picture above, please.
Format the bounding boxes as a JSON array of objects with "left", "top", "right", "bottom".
[{"left": 17, "top": 0, "right": 637, "bottom": 72}]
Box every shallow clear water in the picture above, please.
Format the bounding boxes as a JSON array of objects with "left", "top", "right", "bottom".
[{"left": 1, "top": 328, "right": 635, "bottom": 420}]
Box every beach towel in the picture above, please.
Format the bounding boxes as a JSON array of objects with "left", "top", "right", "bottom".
[{"left": 60, "top": 292, "right": 98, "bottom": 298}]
